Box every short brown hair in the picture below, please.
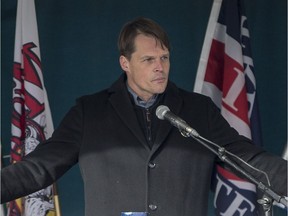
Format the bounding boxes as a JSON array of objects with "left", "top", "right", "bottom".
[{"left": 118, "top": 17, "right": 170, "bottom": 60}]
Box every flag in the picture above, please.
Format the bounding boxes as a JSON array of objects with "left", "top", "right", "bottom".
[
  {"left": 0, "top": 204, "right": 4, "bottom": 216},
  {"left": 274, "top": 143, "right": 288, "bottom": 210},
  {"left": 194, "top": 0, "right": 262, "bottom": 214},
  {"left": 8, "top": 0, "right": 60, "bottom": 215},
  {"left": 1, "top": 143, "right": 6, "bottom": 216},
  {"left": 282, "top": 142, "right": 288, "bottom": 161}
]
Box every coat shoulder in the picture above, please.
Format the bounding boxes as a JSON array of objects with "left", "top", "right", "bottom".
[
  {"left": 177, "top": 87, "right": 213, "bottom": 105},
  {"left": 76, "top": 89, "right": 110, "bottom": 104}
]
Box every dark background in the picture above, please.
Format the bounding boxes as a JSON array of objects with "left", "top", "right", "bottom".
[{"left": 1, "top": 0, "right": 287, "bottom": 215}]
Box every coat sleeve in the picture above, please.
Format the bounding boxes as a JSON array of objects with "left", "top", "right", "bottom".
[
  {"left": 206, "top": 98, "right": 287, "bottom": 198},
  {"left": 1, "top": 99, "right": 84, "bottom": 203}
]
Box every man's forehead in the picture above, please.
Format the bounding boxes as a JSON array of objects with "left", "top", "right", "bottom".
[{"left": 135, "top": 34, "right": 168, "bottom": 49}]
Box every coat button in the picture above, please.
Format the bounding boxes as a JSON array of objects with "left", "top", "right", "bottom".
[
  {"left": 149, "top": 204, "right": 157, "bottom": 211},
  {"left": 148, "top": 162, "right": 156, "bottom": 168}
]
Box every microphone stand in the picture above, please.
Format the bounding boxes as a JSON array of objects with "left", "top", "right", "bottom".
[{"left": 179, "top": 128, "right": 288, "bottom": 216}]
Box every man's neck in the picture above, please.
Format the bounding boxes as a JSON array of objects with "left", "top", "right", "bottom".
[{"left": 126, "top": 84, "right": 158, "bottom": 109}]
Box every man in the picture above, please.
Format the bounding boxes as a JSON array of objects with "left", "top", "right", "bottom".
[{"left": 1, "top": 17, "right": 287, "bottom": 216}]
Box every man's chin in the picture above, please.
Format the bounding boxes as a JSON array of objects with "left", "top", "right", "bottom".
[{"left": 154, "top": 87, "right": 167, "bottom": 95}]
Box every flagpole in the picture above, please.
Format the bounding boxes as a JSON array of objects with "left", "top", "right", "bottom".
[{"left": 53, "top": 184, "right": 61, "bottom": 216}]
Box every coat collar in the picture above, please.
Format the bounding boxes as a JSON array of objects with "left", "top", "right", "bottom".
[{"left": 108, "top": 73, "right": 183, "bottom": 151}]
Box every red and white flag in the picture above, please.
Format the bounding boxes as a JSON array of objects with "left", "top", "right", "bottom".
[
  {"left": 8, "top": 0, "right": 59, "bottom": 215},
  {"left": 194, "top": 0, "right": 262, "bottom": 214}
]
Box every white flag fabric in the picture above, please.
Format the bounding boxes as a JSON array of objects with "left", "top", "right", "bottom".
[{"left": 282, "top": 143, "right": 288, "bottom": 160}]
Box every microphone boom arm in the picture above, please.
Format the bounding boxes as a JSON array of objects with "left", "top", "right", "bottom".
[
  {"left": 191, "top": 133, "right": 287, "bottom": 206},
  {"left": 156, "top": 105, "right": 287, "bottom": 215},
  {"left": 189, "top": 132, "right": 288, "bottom": 215}
]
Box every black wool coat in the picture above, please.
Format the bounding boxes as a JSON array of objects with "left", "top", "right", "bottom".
[{"left": 2, "top": 74, "right": 287, "bottom": 216}]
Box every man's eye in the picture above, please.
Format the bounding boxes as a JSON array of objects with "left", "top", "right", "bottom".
[
  {"left": 161, "top": 56, "right": 169, "bottom": 61},
  {"left": 144, "top": 58, "right": 154, "bottom": 62}
]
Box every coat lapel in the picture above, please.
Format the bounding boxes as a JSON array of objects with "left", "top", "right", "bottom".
[
  {"left": 152, "top": 82, "right": 183, "bottom": 151},
  {"left": 108, "top": 75, "right": 148, "bottom": 149}
]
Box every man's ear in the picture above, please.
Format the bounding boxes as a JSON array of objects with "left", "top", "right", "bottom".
[{"left": 119, "top": 55, "right": 129, "bottom": 72}]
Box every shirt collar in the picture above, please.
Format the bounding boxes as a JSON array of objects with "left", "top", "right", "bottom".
[{"left": 127, "top": 83, "right": 158, "bottom": 109}]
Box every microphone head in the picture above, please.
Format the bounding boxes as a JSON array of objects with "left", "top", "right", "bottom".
[{"left": 156, "top": 105, "right": 170, "bottom": 120}]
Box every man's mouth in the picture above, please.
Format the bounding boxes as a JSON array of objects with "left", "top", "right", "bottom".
[{"left": 152, "top": 77, "right": 166, "bottom": 83}]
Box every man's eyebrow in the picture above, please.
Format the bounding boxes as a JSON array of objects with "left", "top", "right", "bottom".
[
  {"left": 141, "top": 53, "right": 169, "bottom": 59},
  {"left": 140, "top": 55, "right": 155, "bottom": 60}
]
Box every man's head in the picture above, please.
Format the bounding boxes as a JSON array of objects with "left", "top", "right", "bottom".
[{"left": 118, "top": 17, "right": 170, "bottom": 102}]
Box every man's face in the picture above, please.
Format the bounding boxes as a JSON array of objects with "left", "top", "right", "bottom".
[{"left": 120, "top": 34, "right": 170, "bottom": 101}]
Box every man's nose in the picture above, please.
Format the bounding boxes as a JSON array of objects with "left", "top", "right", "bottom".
[{"left": 154, "top": 59, "right": 164, "bottom": 72}]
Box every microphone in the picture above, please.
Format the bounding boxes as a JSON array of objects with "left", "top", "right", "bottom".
[{"left": 156, "top": 105, "right": 199, "bottom": 137}]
